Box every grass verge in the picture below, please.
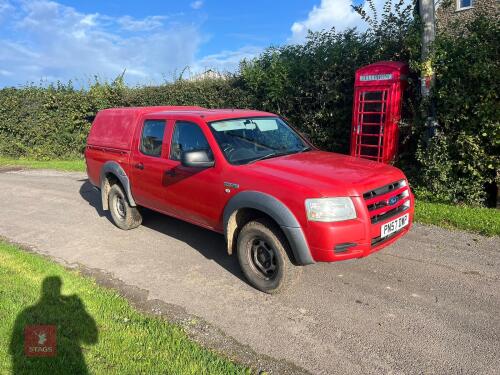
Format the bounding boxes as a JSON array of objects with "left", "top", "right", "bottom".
[
  {"left": 415, "top": 200, "right": 499, "bottom": 236},
  {"left": 0, "top": 157, "right": 85, "bottom": 172},
  {"left": 0, "top": 240, "right": 249, "bottom": 374}
]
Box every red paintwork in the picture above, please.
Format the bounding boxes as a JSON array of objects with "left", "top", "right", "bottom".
[
  {"left": 351, "top": 61, "right": 409, "bottom": 164},
  {"left": 85, "top": 106, "right": 414, "bottom": 263}
]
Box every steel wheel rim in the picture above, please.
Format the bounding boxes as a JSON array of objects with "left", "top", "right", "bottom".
[
  {"left": 115, "top": 195, "right": 126, "bottom": 220},
  {"left": 249, "top": 237, "right": 277, "bottom": 279}
]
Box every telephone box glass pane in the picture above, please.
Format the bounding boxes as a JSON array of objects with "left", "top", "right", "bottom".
[{"left": 362, "top": 91, "right": 383, "bottom": 101}]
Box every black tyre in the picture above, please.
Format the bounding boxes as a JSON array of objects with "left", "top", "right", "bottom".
[
  {"left": 237, "top": 218, "right": 302, "bottom": 294},
  {"left": 108, "top": 184, "right": 142, "bottom": 230}
]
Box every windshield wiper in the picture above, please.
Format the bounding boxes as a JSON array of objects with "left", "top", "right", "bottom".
[
  {"left": 248, "top": 151, "right": 288, "bottom": 164},
  {"left": 248, "top": 149, "right": 305, "bottom": 164},
  {"left": 247, "top": 145, "right": 312, "bottom": 165}
]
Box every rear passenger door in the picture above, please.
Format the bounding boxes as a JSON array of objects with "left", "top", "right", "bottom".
[{"left": 130, "top": 119, "right": 173, "bottom": 213}]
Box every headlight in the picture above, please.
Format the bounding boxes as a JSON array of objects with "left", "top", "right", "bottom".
[{"left": 305, "top": 197, "right": 357, "bottom": 222}]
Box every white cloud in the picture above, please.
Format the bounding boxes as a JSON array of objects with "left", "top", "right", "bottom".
[
  {"left": 290, "top": 0, "right": 406, "bottom": 42},
  {"left": 0, "top": 0, "right": 12, "bottom": 12},
  {"left": 0, "top": 0, "right": 14, "bottom": 21},
  {"left": 0, "top": 0, "right": 202, "bottom": 86},
  {"left": 291, "top": 0, "right": 363, "bottom": 42},
  {"left": 118, "top": 15, "right": 167, "bottom": 32},
  {"left": 192, "top": 46, "right": 262, "bottom": 74},
  {"left": 190, "top": 1, "right": 204, "bottom": 10}
]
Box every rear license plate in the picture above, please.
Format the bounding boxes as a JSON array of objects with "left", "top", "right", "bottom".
[{"left": 381, "top": 213, "right": 409, "bottom": 238}]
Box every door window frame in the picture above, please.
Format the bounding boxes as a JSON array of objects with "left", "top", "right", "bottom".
[
  {"left": 169, "top": 120, "right": 214, "bottom": 162},
  {"left": 138, "top": 119, "right": 169, "bottom": 158}
]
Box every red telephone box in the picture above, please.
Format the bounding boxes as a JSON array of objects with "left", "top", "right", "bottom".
[{"left": 350, "top": 61, "right": 408, "bottom": 163}]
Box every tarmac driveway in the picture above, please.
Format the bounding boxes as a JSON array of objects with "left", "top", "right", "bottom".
[{"left": 0, "top": 169, "right": 499, "bottom": 374}]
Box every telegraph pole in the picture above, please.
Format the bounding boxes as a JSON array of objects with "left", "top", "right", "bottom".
[
  {"left": 419, "top": 0, "right": 438, "bottom": 142},
  {"left": 419, "top": 0, "right": 436, "bottom": 97}
]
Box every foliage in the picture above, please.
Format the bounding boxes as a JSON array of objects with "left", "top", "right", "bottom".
[
  {"left": 416, "top": 16, "right": 500, "bottom": 205},
  {"left": 124, "top": 75, "right": 252, "bottom": 109},
  {"left": 0, "top": 78, "right": 125, "bottom": 159},
  {"left": 0, "top": 76, "right": 246, "bottom": 159}
]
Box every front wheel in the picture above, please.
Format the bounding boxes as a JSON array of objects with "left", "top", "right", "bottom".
[
  {"left": 108, "top": 184, "right": 142, "bottom": 230},
  {"left": 237, "top": 218, "right": 302, "bottom": 294}
]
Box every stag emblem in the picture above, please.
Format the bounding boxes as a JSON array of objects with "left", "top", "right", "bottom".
[{"left": 35, "top": 331, "right": 47, "bottom": 345}]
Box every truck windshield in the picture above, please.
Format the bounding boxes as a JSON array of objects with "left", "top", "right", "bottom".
[{"left": 208, "top": 117, "right": 310, "bottom": 165}]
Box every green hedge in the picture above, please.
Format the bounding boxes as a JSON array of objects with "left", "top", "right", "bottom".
[
  {"left": 416, "top": 16, "right": 499, "bottom": 206},
  {"left": 0, "top": 2, "right": 497, "bottom": 207},
  {"left": 0, "top": 78, "right": 249, "bottom": 159}
]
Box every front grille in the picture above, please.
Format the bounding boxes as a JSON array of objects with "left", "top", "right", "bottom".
[
  {"left": 364, "top": 179, "right": 410, "bottom": 224},
  {"left": 363, "top": 180, "right": 404, "bottom": 200}
]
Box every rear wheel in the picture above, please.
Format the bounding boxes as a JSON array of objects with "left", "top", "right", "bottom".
[
  {"left": 108, "top": 184, "right": 142, "bottom": 230},
  {"left": 237, "top": 218, "right": 301, "bottom": 294}
]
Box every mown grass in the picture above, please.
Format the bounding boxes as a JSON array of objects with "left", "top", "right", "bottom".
[
  {"left": 415, "top": 200, "right": 500, "bottom": 236},
  {"left": 0, "top": 241, "right": 249, "bottom": 375},
  {"left": 0, "top": 157, "right": 85, "bottom": 172}
]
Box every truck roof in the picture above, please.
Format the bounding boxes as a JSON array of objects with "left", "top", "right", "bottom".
[
  {"left": 96, "top": 106, "right": 206, "bottom": 115},
  {"left": 148, "top": 108, "right": 276, "bottom": 122},
  {"left": 87, "top": 106, "right": 277, "bottom": 150},
  {"left": 97, "top": 106, "right": 276, "bottom": 122}
]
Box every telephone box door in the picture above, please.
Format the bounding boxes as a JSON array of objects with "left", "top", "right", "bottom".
[
  {"left": 350, "top": 61, "right": 408, "bottom": 164},
  {"left": 352, "top": 87, "right": 389, "bottom": 162}
]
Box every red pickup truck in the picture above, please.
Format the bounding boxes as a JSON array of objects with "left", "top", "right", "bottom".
[{"left": 85, "top": 106, "right": 414, "bottom": 293}]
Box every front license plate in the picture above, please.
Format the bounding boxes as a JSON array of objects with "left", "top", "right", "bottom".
[{"left": 381, "top": 213, "right": 409, "bottom": 238}]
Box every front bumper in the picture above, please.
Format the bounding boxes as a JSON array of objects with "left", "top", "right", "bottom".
[{"left": 306, "top": 188, "right": 415, "bottom": 263}]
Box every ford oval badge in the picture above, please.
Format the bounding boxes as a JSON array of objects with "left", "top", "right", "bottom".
[{"left": 388, "top": 196, "right": 399, "bottom": 205}]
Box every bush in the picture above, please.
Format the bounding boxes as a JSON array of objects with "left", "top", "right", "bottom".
[
  {"left": 0, "top": 79, "right": 125, "bottom": 159},
  {"left": 0, "top": 77, "right": 250, "bottom": 159},
  {"left": 416, "top": 16, "right": 499, "bottom": 205},
  {"left": 124, "top": 76, "right": 252, "bottom": 109}
]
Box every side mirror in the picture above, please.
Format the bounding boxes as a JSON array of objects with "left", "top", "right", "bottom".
[{"left": 181, "top": 150, "right": 215, "bottom": 168}]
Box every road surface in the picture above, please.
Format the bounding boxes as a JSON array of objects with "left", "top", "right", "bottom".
[{"left": 0, "top": 169, "right": 499, "bottom": 374}]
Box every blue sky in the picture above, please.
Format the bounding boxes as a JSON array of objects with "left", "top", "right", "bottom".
[{"left": 0, "top": 0, "right": 377, "bottom": 87}]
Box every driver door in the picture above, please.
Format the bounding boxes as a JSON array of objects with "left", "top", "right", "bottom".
[{"left": 162, "top": 120, "right": 223, "bottom": 229}]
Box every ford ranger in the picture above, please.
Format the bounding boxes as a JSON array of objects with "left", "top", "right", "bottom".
[{"left": 85, "top": 106, "right": 414, "bottom": 293}]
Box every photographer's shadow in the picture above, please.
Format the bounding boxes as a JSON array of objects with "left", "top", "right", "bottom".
[{"left": 9, "top": 276, "right": 98, "bottom": 375}]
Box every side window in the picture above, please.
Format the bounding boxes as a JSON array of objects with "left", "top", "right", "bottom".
[
  {"left": 170, "top": 121, "right": 212, "bottom": 161},
  {"left": 140, "top": 120, "right": 166, "bottom": 157}
]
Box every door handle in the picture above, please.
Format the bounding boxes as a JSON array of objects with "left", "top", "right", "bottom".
[
  {"left": 134, "top": 163, "right": 144, "bottom": 170},
  {"left": 165, "top": 169, "right": 176, "bottom": 177}
]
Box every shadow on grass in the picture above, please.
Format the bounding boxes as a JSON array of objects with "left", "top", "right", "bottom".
[{"left": 9, "top": 276, "right": 98, "bottom": 374}]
